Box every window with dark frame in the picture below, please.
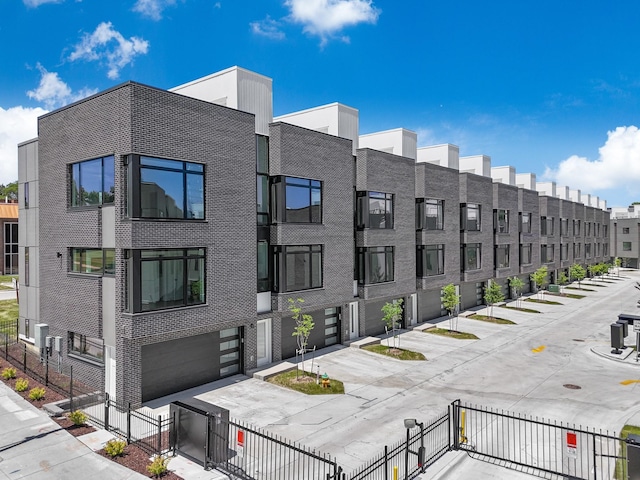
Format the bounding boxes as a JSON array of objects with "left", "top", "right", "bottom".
[
  {"left": 520, "top": 244, "right": 532, "bottom": 265},
  {"left": 124, "top": 248, "right": 206, "bottom": 313},
  {"left": 70, "top": 248, "right": 115, "bottom": 275},
  {"left": 574, "top": 243, "right": 581, "bottom": 258},
  {"left": 357, "top": 246, "right": 394, "bottom": 285},
  {"left": 461, "top": 204, "right": 481, "bottom": 231},
  {"left": 417, "top": 244, "right": 444, "bottom": 277},
  {"left": 257, "top": 135, "right": 270, "bottom": 226},
  {"left": 424, "top": 199, "right": 444, "bottom": 230},
  {"left": 357, "top": 191, "right": 393, "bottom": 229},
  {"left": 24, "top": 247, "right": 29, "bottom": 286},
  {"left": 623, "top": 227, "right": 630, "bottom": 234},
  {"left": 520, "top": 212, "right": 531, "bottom": 233},
  {"left": 257, "top": 240, "right": 270, "bottom": 293},
  {"left": 273, "top": 245, "right": 323, "bottom": 292},
  {"left": 541, "top": 244, "right": 554, "bottom": 263},
  {"left": 70, "top": 156, "right": 115, "bottom": 207},
  {"left": 585, "top": 243, "right": 592, "bottom": 258},
  {"left": 623, "top": 242, "right": 632, "bottom": 251},
  {"left": 494, "top": 245, "right": 509, "bottom": 269},
  {"left": 24, "top": 182, "right": 29, "bottom": 209},
  {"left": 68, "top": 332, "right": 104, "bottom": 363},
  {"left": 272, "top": 176, "right": 322, "bottom": 224},
  {"left": 494, "top": 209, "right": 509, "bottom": 234},
  {"left": 461, "top": 243, "right": 481, "bottom": 271}
]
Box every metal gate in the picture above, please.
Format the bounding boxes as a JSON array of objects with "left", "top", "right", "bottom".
[{"left": 452, "top": 400, "right": 625, "bottom": 479}]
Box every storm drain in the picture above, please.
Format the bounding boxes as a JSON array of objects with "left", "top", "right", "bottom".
[{"left": 563, "top": 384, "right": 582, "bottom": 390}]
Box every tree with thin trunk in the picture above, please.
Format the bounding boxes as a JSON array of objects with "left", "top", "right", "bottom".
[
  {"left": 484, "top": 280, "right": 505, "bottom": 320},
  {"left": 289, "top": 298, "right": 314, "bottom": 380},
  {"left": 441, "top": 284, "right": 461, "bottom": 331},
  {"left": 588, "top": 264, "right": 597, "bottom": 282},
  {"left": 381, "top": 299, "right": 403, "bottom": 349},
  {"left": 615, "top": 257, "right": 622, "bottom": 276},
  {"left": 569, "top": 263, "right": 586, "bottom": 289},
  {"left": 558, "top": 271, "right": 568, "bottom": 294},
  {"left": 508, "top": 276, "right": 524, "bottom": 308},
  {"left": 530, "top": 266, "right": 548, "bottom": 299}
]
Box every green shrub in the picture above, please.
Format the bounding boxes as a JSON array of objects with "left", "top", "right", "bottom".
[
  {"left": 28, "top": 387, "right": 46, "bottom": 401},
  {"left": 104, "top": 438, "right": 127, "bottom": 457},
  {"left": 147, "top": 455, "right": 170, "bottom": 477},
  {"left": 14, "top": 377, "right": 28, "bottom": 392},
  {"left": 1, "top": 367, "right": 16, "bottom": 380},
  {"left": 68, "top": 409, "right": 88, "bottom": 426}
]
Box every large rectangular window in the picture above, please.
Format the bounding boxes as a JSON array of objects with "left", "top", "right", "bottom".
[
  {"left": 520, "top": 244, "right": 532, "bottom": 265},
  {"left": 274, "top": 245, "right": 323, "bottom": 292},
  {"left": 520, "top": 212, "right": 532, "bottom": 233},
  {"left": 70, "top": 156, "right": 114, "bottom": 207},
  {"left": 417, "top": 244, "right": 444, "bottom": 277},
  {"left": 358, "top": 246, "right": 394, "bottom": 285},
  {"left": 623, "top": 227, "right": 630, "bottom": 234},
  {"left": 71, "top": 248, "right": 115, "bottom": 275},
  {"left": 495, "top": 245, "right": 510, "bottom": 269},
  {"left": 461, "top": 243, "right": 481, "bottom": 271},
  {"left": 272, "top": 176, "right": 322, "bottom": 223},
  {"left": 134, "top": 156, "right": 205, "bottom": 220},
  {"left": 561, "top": 243, "right": 569, "bottom": 261},
  {"left": 574, "top": 243, "right": 581, "bottom": 258},
  {"left": 257, "top": 240, "right": 270, "bottom": 292},
  {"left": 560, "top": 218, "right": 569, "bottom": 236},
  {"left": 604, "top": 243, "right": 609, "bottom": 256},
  {"left": 585, "top": 243, "right": 592, "bottom": 258},
  {"left": 3, "top": 222, "right": 18, "bottom": 275},
  {"left": 494, "top": 209, "right": 509, "bottom": 234},
  {"left": 257, "top": 135, "right": 269, "bottom": 226},
  {"left": 541, "top": 244, "right": 554, "bottom": 263},
  {"left": 604, "top": 225, "right": 608, "bottom": 237},
  {"left": 461, "top": 204, "right": 481, "bottom": 231},
  {"left": 357, "top": 191, "right": 393, "bottom": 229},
  {"left": 68, "top": 332, "right": 104, "bottom": 363},
  {"left": 541, "top": 216, "right": 554, "bottom": 236},
  {"left": 623, "top": 242, "right": 632, "bottom": 251},
  {"left": 422, "top": 199, "right": 444, "bottom": 230},
  {"left": 24, "top": 182, "right": 29, "bottom": 209},
  {"left": 125, "top": 248, "right": 205, "bottom": 312},
  {"left": 24, "top": 247, "right": 29, "bottom": 286},
  {"left": 573, "top": 219, "right": 581, "bottom": 236}
]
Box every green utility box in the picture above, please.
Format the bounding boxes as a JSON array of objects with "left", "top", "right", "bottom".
[{"left": 548, "top": 284, "right": 560, "bottom": 293}]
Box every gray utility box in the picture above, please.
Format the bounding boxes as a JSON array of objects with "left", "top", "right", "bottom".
[
  {"left": 169, "top": 398, "right": 230, "bottom": 470},
  {"left": 611, "top": 323, "right": 624, "bottom": 353},
  {"left": 619, "top": 313, "right": 640, "bottom": 326},
  {"left": 617, "top": 319, "right": 629, "bottom": 337},
  {"left": 627, "top": 434, "right": 640, "bottom": 480}
]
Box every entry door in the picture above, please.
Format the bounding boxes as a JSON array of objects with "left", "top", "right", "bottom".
[
  {"left": 409, "top": 293, "right": 418, "bottom": 326},
  {"left": 349, "top": 301, "right": 359, "bottom": 340},
  {"left": 256, "top": 318, "right": 272, "bottom": 367}
]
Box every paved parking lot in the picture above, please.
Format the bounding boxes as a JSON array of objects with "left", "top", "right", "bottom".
[{"left": 144, "top": 272, "right": 640, "bottom": 477}]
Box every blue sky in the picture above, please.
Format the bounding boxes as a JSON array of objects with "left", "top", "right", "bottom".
[{"left": 1, "top": 0, "right": 640, "bottom": 208}]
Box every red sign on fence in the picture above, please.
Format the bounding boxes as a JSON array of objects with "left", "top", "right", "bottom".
[
  {"left": 237, "top": 430, "right": 245, "bottom": 458},
  {"left": 566, "top": 432, "right": 577, "bottom": 458}
]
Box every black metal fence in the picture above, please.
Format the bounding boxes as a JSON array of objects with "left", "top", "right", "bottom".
[
  {"left": 453, "top": 400, "right": 624, "bottom": 480},
  {"left": 347, "top": 409, "right": 450, "bottom": 480},
  {"left": 2, "top": 335, "right": 97, "bottom": 403},
  {"left": 213, "top": 417, "right": 341, "bottom": 480},
  {"left": 83, "top": 392, "right": 173, "bottom": 456}
]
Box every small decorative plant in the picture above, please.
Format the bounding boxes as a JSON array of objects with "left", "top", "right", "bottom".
[
  {"left": 28, "top": 387, "right": 46, "bottom": 401},
  {"left": 147, "top": 455, "right": 170, "bottom": 478},
  {"left": 1, "top": 367, "right": 17, "bottom": 380},
  {"left": 68, "top": 409, "right": 88, "bottom": 426},
  {"left": 14, "top": 378, "right": 29, "bottom": 392},
  {"left": 104, "top": 438, "right": 127, "bottom": 457}
]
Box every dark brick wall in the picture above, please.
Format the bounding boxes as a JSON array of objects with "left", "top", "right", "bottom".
[{"left": 493, "top": 183, "right": 520, "bottom": 279}]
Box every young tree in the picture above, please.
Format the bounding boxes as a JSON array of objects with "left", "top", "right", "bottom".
[
  {"left": 484, "top": 280, "right": 505, "bottom": 320},
  {"left": 441, "top": 283, "right": 461, "bottom": 331},
  {"left": 508, "top": 276, "right": 525, "bottom": 308},
  {"left": 381, "top": 299, "right": 404, "bottom": 349},
  {"left": 557, "top": 271, "right": 569, "bottom": 294},
  {"left": 587, "top": 264, "right": 597, "bottom": 282},
  {"left": 615, "top": 257, "right": 622, "bottom": 276},
  {"left": 288, "top": 298, "right": 315, "bottom": 380},
  {"left": 530, "top": 266, "right": 548, "bottom": 299},
  {"left": 569, "top": 263, "right": 586, "bottom": 289}
]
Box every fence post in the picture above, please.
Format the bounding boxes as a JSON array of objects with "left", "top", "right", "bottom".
[
  {"left": 4, "top": 333, "right": 7, "bottom": 359},
  {"left": 15, "top": 318, "right": 18, "bottom": 344},
  {"left": 126, "top": 403, "right": 131, "bottom": 445},
  {"left": 45, "top": 351, "right": 49, "bottom": 386},
  {"left": 384, "top": 444, "right": 389, "bottom": 480},
  {"left": 104, "top": 392, "right": 110, "bottom": 432},
  {"left": 592, "top": 432, "right": 597, "bottom": 480},
  {"left": 157, "top": 415, "right": 162, "bottom": 455},
  {"left": 69, "top": 366, "right": 74, "bottom": 412},
  {"left": 22, "top": 343, "right": 26, "bottom": 372}
]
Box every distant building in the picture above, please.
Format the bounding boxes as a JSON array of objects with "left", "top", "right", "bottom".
[
  {"left": 0, "top": 201, "right": 18, "bottom": 275},
  {"left": 610, "top": 205, "right": 640, "bottom": 268}
]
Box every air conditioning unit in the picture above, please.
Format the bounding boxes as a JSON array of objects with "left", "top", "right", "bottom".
[
  {"left": 34, "top": 324, "right": 49, "bottom": 349},
  {"left": 54, "top": 336, "right": 63, "bottom": 353}
]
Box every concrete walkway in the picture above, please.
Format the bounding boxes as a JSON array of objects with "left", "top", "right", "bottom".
[{"left": 0, "top": 381, "right": 147, "bottom": 479}]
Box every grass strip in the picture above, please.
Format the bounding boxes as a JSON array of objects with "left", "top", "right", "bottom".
[
  {"left": 565, "top": 286, "right": 595, "bottom": 292},
  {"left": 545, "top": 292, "right": 586, "bottom": 299},
  {"left": 499, "top": 305, "right": 541, "bottom": 314},
  {"left": 524, "top": 298, "right": 563, "bottom": 305},
  {"left": 267, "top": 369, "right": 345, "bottom": 395},
  {"left": 362, "top": 344, "right": 426, "bottom": 360},
  {"left": 468, "top": 314, "right": 516, "bottom": 325},
  {"left": 424, "top": 328, "right": 478, "bottom": 340}
]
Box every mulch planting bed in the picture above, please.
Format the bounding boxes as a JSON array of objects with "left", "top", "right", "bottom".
[
  {"left": 97, "top": 444, "right": 183, "bottom": 479},
  {"left": 53, "top": 416, "right": 97, "bottom": 437},
  {"left": 0, "top": 360, "right": 66, "bottom": 408}
]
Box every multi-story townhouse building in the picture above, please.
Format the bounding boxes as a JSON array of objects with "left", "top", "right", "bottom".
[
  {"left": 17, "top": 66, "right": 611, "bottom": 406},
  {"left": 1, "top": 201, "right": 18, "bottom": 276},
  {"left": 610, "top": 205, "right": 640, "bottom": 268}
]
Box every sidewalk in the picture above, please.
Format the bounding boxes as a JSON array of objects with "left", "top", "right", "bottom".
[{"left": 0, "top": 381, "right": 147, "bottom": 479}]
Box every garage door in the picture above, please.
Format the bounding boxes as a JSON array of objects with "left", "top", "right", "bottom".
[
  {"left": 418, "top": 289, "right": 445, "bottom": 322},
  {"left": 141, "top": 328, "right": 242, "bottom": 402},
  {"left": 281, "top": 307, "right": 342, "bottom": 360}
]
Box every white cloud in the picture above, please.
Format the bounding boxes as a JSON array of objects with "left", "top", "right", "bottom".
[
  {"left": 544, "top": 126, "right": 640, "bottom": 194},
  {"left": 132, "top": 0, "right": 176, "bottom": 20},
  {"left": 0, "top": 106, "right": 47, "bottom": 185},
  {"left": 26, "top": 64, "right": 97, "bottom": 109},
  {"left": 251, "top": 16, "right": 285, "bottom": 40},
  {"left": 23, "top": 0, "right": 62, "bottom": 7},
  {"left": 284, "top": 0, "right": 379, "bottom": 44},
  {"left": 68, "top": 22, "right": 149, "bottom": 79}
]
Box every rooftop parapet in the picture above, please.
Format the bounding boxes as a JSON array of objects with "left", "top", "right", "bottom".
[
  {"left": 359, "top": 128, "right": 417, "bottom": 160},
  {"left": 416, "top": 143, "right": 459, "bottom": 169}
]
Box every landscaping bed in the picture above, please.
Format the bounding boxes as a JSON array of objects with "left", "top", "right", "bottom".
[
  {"left": 525, "top": 298, "right": 563, "bottom": 305},
  {"left": 97, "top": 443, "right": 183, "bottom": 479},
  {"left": 566, "top": 286, "right": 595, "bottom": 292},
  {"left": 362, "top": 344, "right": 426, "bottom": 360},
  {"left": 424, "top": 328, "right": 478, "bottom": 340},
  {"left": 545, "top": 292, "right": 586, "bottom": 299},
  {"left": 0, "top": 360, "right": 66, "bottom": 408},
  {"left": 499, "top": 305, "right": 541, "bottom": 313},
  {"left": 267, "top": 369, "right": 345, "bottom": 394},
  {"left": 53, "top": 416, "right": 96, "bottom": 437},
  {"left": 468, "top": 314, "right": 515, "bottom": 325}
]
